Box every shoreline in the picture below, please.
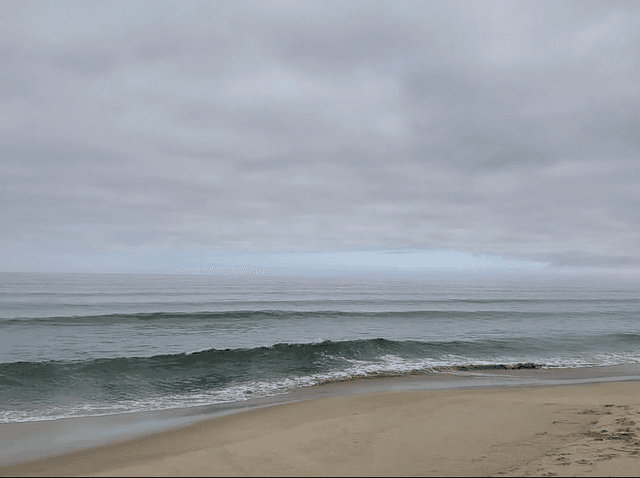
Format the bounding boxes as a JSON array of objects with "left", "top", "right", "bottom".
[{"left": 1, "top": 366, "right": 639, "bottom": 476}]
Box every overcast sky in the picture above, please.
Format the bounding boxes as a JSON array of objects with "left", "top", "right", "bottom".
[{"left": 1, "top": 0, "right": 638, "bottom": 275}]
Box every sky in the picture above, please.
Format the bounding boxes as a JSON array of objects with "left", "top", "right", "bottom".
[{"left": 1, "top": 0, "right": 638, "bottom": 276}]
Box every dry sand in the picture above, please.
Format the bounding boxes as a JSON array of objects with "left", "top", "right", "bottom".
[{"left": 1, "top": 380, "right": 638, "bottom": 477}]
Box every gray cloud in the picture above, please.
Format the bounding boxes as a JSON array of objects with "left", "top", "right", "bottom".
[{"left": 1, "top": 0, "right": 638, "bottom": 273}]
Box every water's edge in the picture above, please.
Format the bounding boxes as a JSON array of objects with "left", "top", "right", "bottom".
[{"left": 2, "top": 364, "right": 638, "bottom": 467}]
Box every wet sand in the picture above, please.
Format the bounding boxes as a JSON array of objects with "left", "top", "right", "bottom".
[{"left": 1, "top": 378, "right": 638, "bottom": 477}]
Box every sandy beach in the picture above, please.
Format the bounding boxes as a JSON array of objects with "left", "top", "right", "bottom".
[{"left": 1, "top": 379, "right": 638, "bottom": 477}]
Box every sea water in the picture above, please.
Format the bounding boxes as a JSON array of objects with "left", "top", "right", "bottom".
[{"left": 1, "top": 271, "right": 638, "bottom": 423}]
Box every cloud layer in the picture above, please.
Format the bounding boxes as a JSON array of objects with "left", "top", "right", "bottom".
[{"left": 1, "top": 0, "right": 638, "bottom": 272}]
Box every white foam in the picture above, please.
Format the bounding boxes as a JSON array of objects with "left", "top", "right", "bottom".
[{"left": 2, "top": 352, "right": 639, "bottom": 423}]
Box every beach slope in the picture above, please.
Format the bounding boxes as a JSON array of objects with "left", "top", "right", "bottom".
[{"left": 1, "top": 381, "right": 638, "bottom": 477}]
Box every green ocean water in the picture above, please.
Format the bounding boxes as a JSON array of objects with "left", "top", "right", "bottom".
[{"left": 1, "top": 272, "right": 638, "bottom": 422}]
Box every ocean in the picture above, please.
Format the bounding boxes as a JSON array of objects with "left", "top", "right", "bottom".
[{"left": 1, "top": 271, "right": 638, "bottom": 424}]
